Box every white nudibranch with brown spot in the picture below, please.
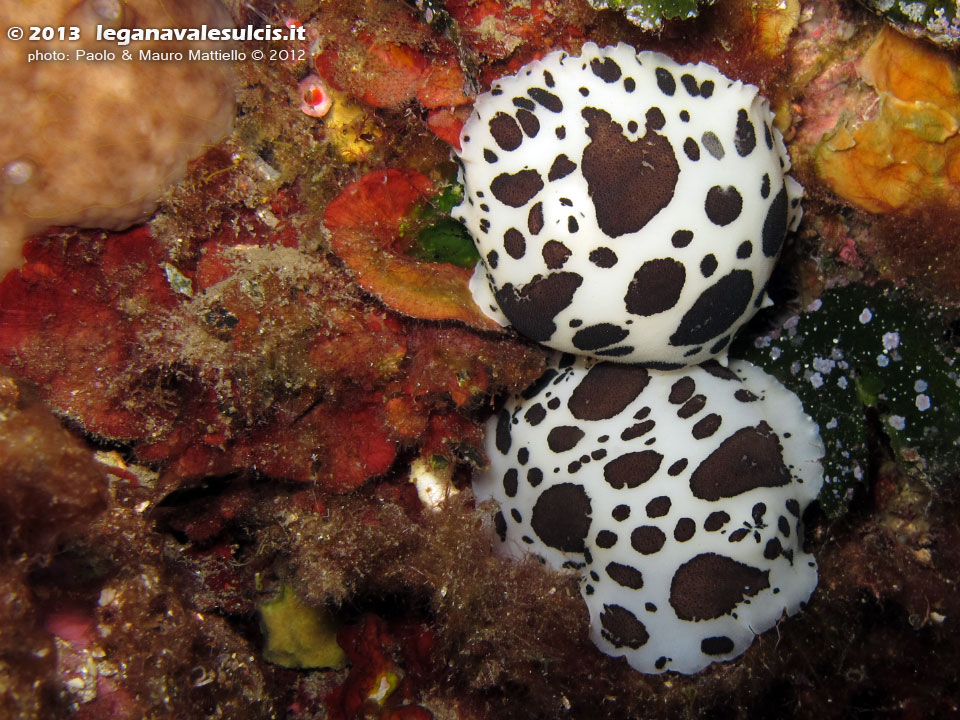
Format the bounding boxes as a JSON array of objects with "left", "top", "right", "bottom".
[
  {"left": 459, "top": 43, "right": 824, "bottom": 675},
  {"left": 454, "top": 42, "right": 802, "bottom": 368},
  {"left": 475, "top": 354, "right": 823, "bottom": 674}
]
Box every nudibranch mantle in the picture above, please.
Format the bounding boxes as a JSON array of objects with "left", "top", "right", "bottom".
[
  {"left": 476, "top": 354, "right": 824, "bottom": 674},
  {"left": 454, "top": 42, "right": 802, "bottom": 368}
]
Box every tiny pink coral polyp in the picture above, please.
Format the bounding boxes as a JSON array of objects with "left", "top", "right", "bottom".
[{"left": 299, "top": 74, "right": 332, "bottom": 118}]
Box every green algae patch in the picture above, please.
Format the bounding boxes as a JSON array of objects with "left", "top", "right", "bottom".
[
  {"left": 258, "top": 585, "right": 347, "bottom": 669},
  {"left": 407, "top": 216, "right": 479, "bottom": 268},
  {"left": 402, "top": 183, "right": 481, "bottom": 269},
  {"left": 732, "top": 284, "right": 960, "bottom": 516}
]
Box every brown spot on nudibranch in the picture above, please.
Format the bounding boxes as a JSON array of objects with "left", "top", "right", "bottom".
[
  {"left": 589, "top": 247, "right": 618, "bottom": 267},
  {"left": 624, "top": 258, "right": 686, "bottom": 317},
  {"left": 590, "top": 56, "right": 622, "bottom": 82},
  {"left": 655, "top": 67, "right": 676, "bottom": 95},
  {"left": 495, "top": 409, "right": 511, "bottom": 453},
  {"left": 568, "top": 363, "right": 650, "bottom": 420},
  {"left": 670, "top": 553, "right": 770, "bottom": 621},
  {"left": 630, "top": 525, "right": 667, "bottom": 554},
  {"left": 530, "top": 483, "right": 592, "bottom": 553},
  {"left": 502, "top": 468, "right": 518, "bottom": 496},
  {"left": 688, "top": 422, "right": 791, "bottom": 500},
  {"left": 548, "top": 154, "right": 577, "bottom": 181},
  {"left": 528, "top": 87, "right": 563, "bottom": 112},
  {"left": 691, "top": 413, "right": 721, "bottom": 439},
  {"left": 527, "top": 202, "right": 544, "bottom": 234},
  {"left": 494, "top": 272, "right": 582, "bottom": 341},
  {"left": 645, "top": 496, "right": 671, "bottom": 517},
  {"left": 542, "top": 240, "right": 571, "bottom": 268},
  {"left": 547, "top": 425, "right": 586, "bottom": 452},
  {"left": 762, "top": 185, "right": 789, "bottom": 257},
  {"left": 490, "top": 169, "right": 544, "bottom": 208},
  {"left": 489, "top": 112, "right": 523, "bottom": 151},
  {"left": 600, "top": 604, "right": 649, "bottom": 649},
  {"left": 669, "top": 270, "right": 754, "bottom": 346},
  {"left": 516, "top": 108, "right": 540, "bottom": 138},
  {"left": 573, "top": 323, "right": 629, "bottom": 351},
  {"left": 705, "top": 185, "right": 743, "bottom": 226},
  {"left": 668, "top": 376, "right": 695, "bottom": 404},
  {"left": 701, "top": 636, "right": 736, "bottom": 656},
  {"left": 503, "top": 228, "right": 526, "bottom": 259},
  {"left": 735, "top": 109, "right": 756, "bottom": 156},
  {"left": 606, "top": 562, "right": 644, "bottom": 589},
  {"left": 604, "top": 451, "right": 663, "bottom": 489},
  {"left": 580, "top": 107, "right": 680, "bottom": 238},
  {"left": 674, "top": 517, "right": 696, "bottom": 541}
]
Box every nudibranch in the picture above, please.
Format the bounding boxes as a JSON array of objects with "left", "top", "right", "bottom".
[
  {"left": 457, "top": 43, "right": 824, "bottom": 675},
  {"left": 453, "top": 42, "right": 802, "bottom": 368},
  {"left": 474, "top": 354, "right": 823, "bottom": 674}
]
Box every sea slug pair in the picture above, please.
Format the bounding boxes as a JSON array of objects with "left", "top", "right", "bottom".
[{"left": 454, "top": 42, "right": 823, "bottom": 674}]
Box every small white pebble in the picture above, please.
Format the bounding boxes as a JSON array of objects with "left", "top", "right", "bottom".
[
  {"left": 837, "top": 376, "right": 849, "bottom": 389},
  {"left": 770, "top": 346, "right": 782, "bottom": 360},
  {"left": 882, "top": 332, "right": 900, "bottom": 350},
  {"left": 916, "top": 394, "right": 931, "bottom": 411},
  {"left": 249, "top": 155, "right": 281, "bottom": 182},
  {"left": 4, "top": 159, "right": 33, "bottom": 185},
  {"left": 914, "top": 379, "right": 928, "bottom": 392},
  {"left": 410, "top": 457, "right": 459, "bottom": 510},
  {"left": 92, "top": 0, "right": 122, "bottom": 20},
  {"left": 888, "top": 415, "right": 907, "bottom": 431},
  {"left": 369, "top": 675, "right": 393, "bottom": 703},
  {"left": 255, "top": 206, "right": 280, "bottom": 229},
  {"left": 826, "top": 417, "right": 838, "bottom": 429},
  {"left": 806, "top": 298, "right": 823, "bottom": 312},
  {"left": 859, "top": 308, "right": 873, "bottom": 324},
  {"left": 65, "top": 678, "right": 86, "bottom": 692},
  {"left": 853, "top": 464, "right": 863, "bottom": 480},
  {"left": 877, "top": 354, "right": 890, "bottom": 367},
  {"left": 809, "top": 372, "right": 824, "bottom": 388},
  {"left": 790, "top": 361, "right": 801, "bottom": 375},
  {"left": 163, "top": 262, "right": 194, "bottom": 297}
]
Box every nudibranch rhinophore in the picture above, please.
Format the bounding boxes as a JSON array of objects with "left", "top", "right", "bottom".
[
  {"left": 474, "top": 354, "right": 823, "bottom": 674},
  {"left": 453, "top": 42, "right": 802, "bottom": 368},
  {"left": 458, "top": 43, "right": 824, "bottom": 675}
]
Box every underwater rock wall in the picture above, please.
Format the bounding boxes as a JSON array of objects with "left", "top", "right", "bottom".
[{"left": 0, "top": 0, "right": 958, "bottom": 718}]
